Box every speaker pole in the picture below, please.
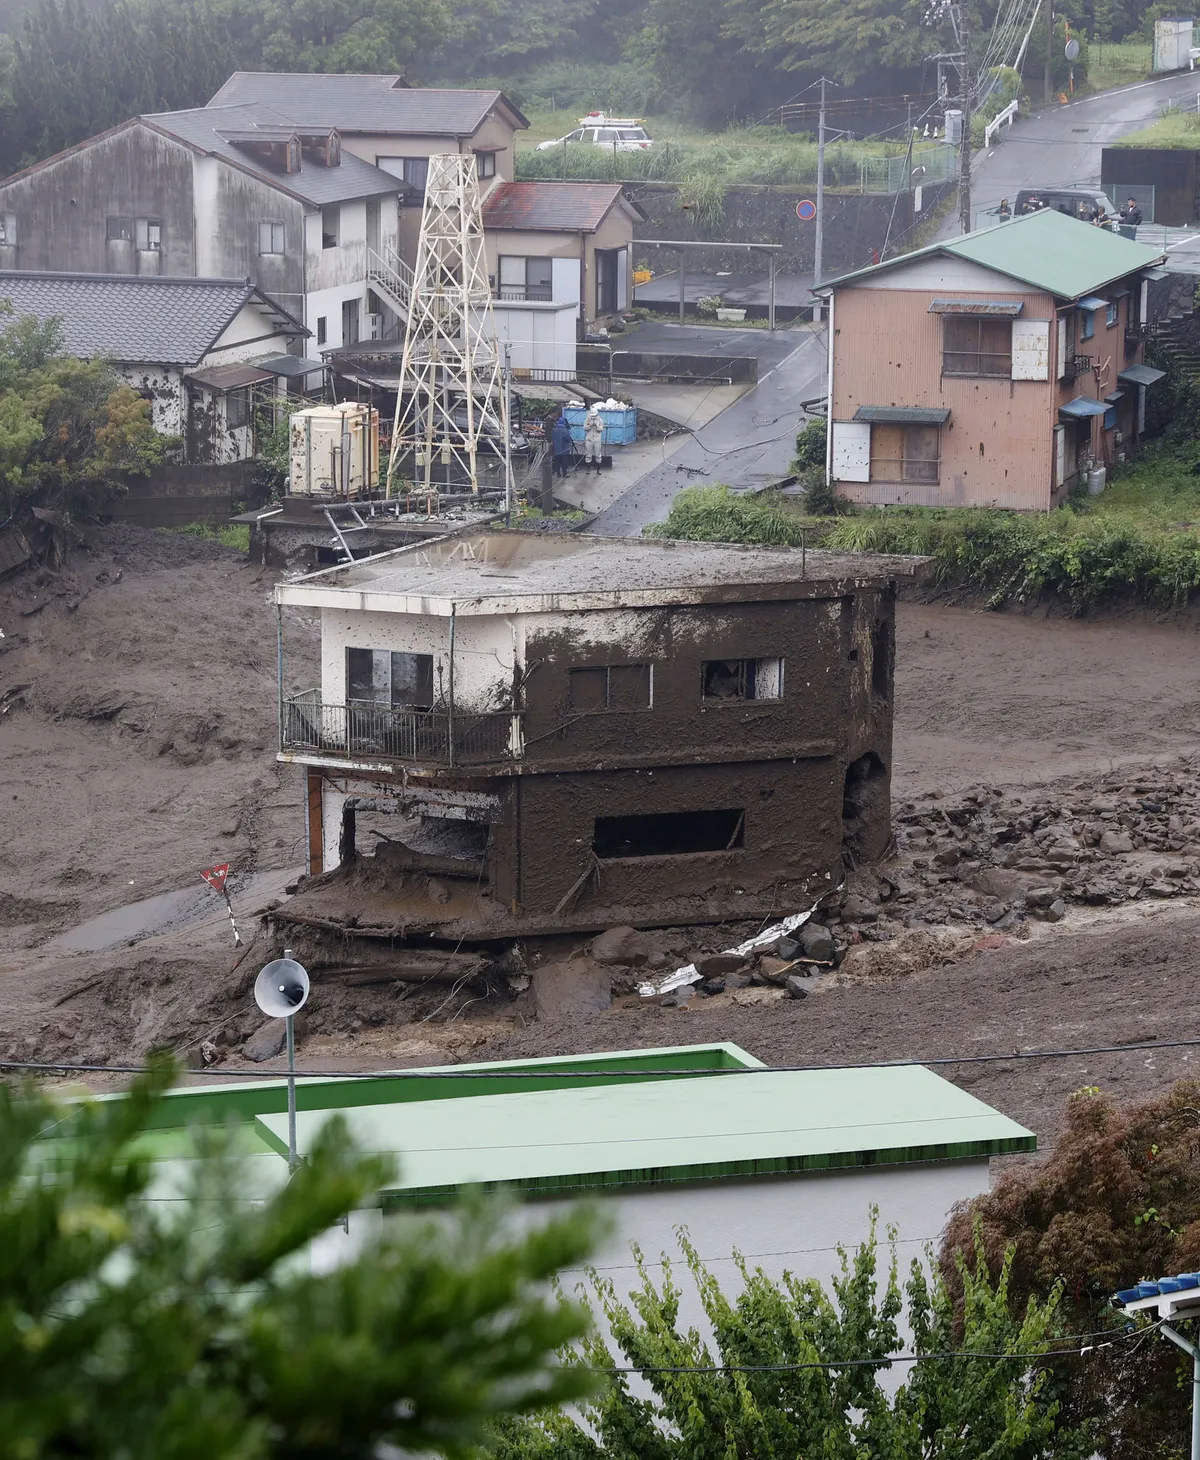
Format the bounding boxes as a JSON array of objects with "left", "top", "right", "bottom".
[{"left": 283, "top": 946, "right": 299, "bottom": 1173}]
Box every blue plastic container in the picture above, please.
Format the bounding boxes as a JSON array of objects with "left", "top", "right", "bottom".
[{"left": 563, "top": 405, "right": 637, "bottom": 446}]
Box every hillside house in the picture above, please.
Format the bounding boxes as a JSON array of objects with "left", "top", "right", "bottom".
[
  {"left": 816, "top": 209, "right": 1169, "bottom": 509},
  {"left": 273, "top": 530, "right": 927, "bottom": 938},
  {"left": 0, "top": 271, "right": 307, "bottom": 463},
  {"left": 90, "top": 1042, "right": 1034, "bottom": 1304}
]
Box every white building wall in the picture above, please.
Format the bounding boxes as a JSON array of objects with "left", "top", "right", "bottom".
[
  {"left": 118, "top": 364, "right": 186, "bottom": 439},
  {"left": 489, "top": 300, "right": 577, "bottom": 374}
]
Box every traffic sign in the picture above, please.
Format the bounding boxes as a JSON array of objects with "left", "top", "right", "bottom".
[{"left": 796, "top": 199, "right": 817, "bottom": 221}]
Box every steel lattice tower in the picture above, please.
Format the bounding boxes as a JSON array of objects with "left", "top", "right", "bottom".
[{"left": 387, "top": 154, "right": 506, "bottom": 495}]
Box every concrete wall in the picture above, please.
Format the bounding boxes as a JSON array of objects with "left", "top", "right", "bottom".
[
  {"left": 630, "top": 180, "right": 957, "bottom": 277},
  {"left": 202, "top": 158, "right": 307, "bottom": 323},
  {"left": 107, "top": 461, "right": 256, "bottom": 526},
  {"left": 0, "top": 122, "right": 196, "bottom": 274}
]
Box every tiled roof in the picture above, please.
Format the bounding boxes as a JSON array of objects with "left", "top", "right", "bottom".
[
  {"left": 482, "top": 181, "right": 642, "bottom": 233},
  {"left": 0, "top": 272, "right": 302, "bottom": 366},
  {"left": 822, "top": 207, "right": 1167, "bottom": 301},
  {"left": 144, "top": 104, "right": 403, "bottom": 206},
  {"left": 208, "top": 73, "right": 528, "bottom": 134}
]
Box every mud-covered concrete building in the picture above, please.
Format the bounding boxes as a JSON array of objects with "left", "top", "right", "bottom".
[
  {"left": 274, "top": 530, "right": 927, "bottom": 937},
  {"left": 0, "top": 270, "right": 306, "bottom": 463}
]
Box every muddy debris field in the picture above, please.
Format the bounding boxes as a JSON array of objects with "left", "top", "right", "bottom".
[{"left": 3, "top": 526, "right": 1200, "bottom": 1155}]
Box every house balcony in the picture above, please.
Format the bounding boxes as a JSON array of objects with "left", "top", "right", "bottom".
[
  {"left": 1061, "top": 354, "right": 1093, "bottom": 383},
  {"left": 280, "top": 690, "right": 522, "bottom": 771}
]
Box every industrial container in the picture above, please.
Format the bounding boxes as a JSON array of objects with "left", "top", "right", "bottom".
[
  {"left": 289, "top": 402, "right": 380, "bottom": 498},
  {"left": 563, "top": 404, "right": 638, "bottom": 446},
  {"left": 1154, "top": 17, "right": 1193, "bottom": 71}
]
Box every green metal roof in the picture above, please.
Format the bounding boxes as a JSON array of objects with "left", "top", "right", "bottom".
[
  {"left": 254, "top": 1061, "right": 1035, "bottom": 1204},
  {"left": 822, "top": 208, "right": 1166, "bottom": 302}
]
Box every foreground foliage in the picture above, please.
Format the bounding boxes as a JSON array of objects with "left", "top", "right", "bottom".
[
  {"left": 0, "top": 1057, "right": 598, "bottom": 1458},
  {"left": 492, "top": 1223, "right": 1093, "bottom": 1459},
  {"left": 0, "top": 302, "right": 164, "bottom": 518},
  {"left": 942, "top": 1081, "right": 1200, "bottom": 1460}
]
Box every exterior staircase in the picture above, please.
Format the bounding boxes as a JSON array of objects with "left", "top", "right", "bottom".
[{"left": 367, "top": 246, "right": 416, "bottom": 327}]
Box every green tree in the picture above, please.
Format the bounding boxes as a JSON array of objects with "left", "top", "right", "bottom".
[
  {"left": 0, "top": 1055, "right": 600, "bottom": 1459},
  {"left": 492, "top": 1222, "right": 1094, "bottom": 1459},
  {"left": 941, "top": 1080, "right": 1200, "bottom": 1460}
]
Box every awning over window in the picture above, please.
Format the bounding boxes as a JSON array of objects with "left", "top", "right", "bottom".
[
  {"left": 1118, "top": 363, "right": 1167, "bottom": 387},
  {"left": 254, "top": 353, "right": 326, "bottom": 378},
  {"left": 1078, "top": 295, "right": 1109, "bottom": 312},
  {"left": 1144, "top": 266, "right": 1170, "bottom": 281},
  {"left": 1104, "top": 390, "right": 1126, "bottom": 403},
  {"left": 852, "top": 405, "right": 951, "bottom": 425},
  {"left": 186, "top": 363, "right": 275, "bottom": 392},
  {"left": 1059, "top": 396, "right": 1109, "bottom": 419},
  {"left": 928, "top": 298, "right": 1023, "bottom": 316}
]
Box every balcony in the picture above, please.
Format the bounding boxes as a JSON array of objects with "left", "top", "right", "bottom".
[
  {"left": 281, "top": 691, "right": 520, "bottom": 769},
  {"left": 1062, "top": 354, "right": 1093, "bottom": 383}
]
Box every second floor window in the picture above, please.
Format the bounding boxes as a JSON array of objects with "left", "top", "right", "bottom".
[
  {"left": 317, "top": 316, "right": 327, "bottom": 345},
  {"left": 702, "top": 657, "right": 783, "bottom": 702},
  {"left": 136, "top": 218, "right": 161, "bottom": 251},
  {"left": 498, "top": 255, "right": 553, "bottom": 302},
  {"left": 474, "top": 149, "right": 497, "bottom": 179},
  {"left": 347, "top": 647, "right": 434, "bottom": 709},
  {"left": 0, "top": 213, "right": 17, "bottom": 245},
  {"left": 321, "top": 206, "right": 340, "bottom": 249},
  {"left": 106, "top": 215, "right": 133, "bottom": 242},
  {"left": 378, "top": 156, "right": 429, "bottom": 205},
  {"left": 942, "top": 317, "right": 1012, "bottom": 377},
  {"left": 569, "top": 663, "right": 652, "bottom": 712},
  {"left": 259, "top": 221, "right": 286, "bottom": 254}
]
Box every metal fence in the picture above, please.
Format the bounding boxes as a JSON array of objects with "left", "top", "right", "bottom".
[
  {"left": 282, "top": 690, "right": 518, "bottom": 766},
  {"left": 1103, "top": 183, "right": 1156, "bottom": 223},
  {"left": 858, "top": 144, "right": 958, "bottom": 196}
]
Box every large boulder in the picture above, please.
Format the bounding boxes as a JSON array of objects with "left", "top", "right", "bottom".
[{"left": 533, "top": 957, "right": 613, "bottom": 1018}]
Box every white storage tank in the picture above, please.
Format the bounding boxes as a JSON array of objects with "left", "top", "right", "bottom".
[{"left": 289, "top": 402, "right": 380, "bottom": 498}]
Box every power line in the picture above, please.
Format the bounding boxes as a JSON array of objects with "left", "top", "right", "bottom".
[{"left": 5, "top": 1033, "right": 1199, "bottom": 1082}]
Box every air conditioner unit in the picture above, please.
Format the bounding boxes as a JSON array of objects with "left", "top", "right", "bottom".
[{"left": 366, "top": 312, "right": 384, "bottom": 340}]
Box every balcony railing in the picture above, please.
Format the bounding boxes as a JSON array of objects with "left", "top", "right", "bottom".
[
  {"left": 282, "top": 690, "right": 520, "bottom": 767},
  {"left": 1062, "top": 354, "right": 1093, "bottom": 383},
  {"left": 497, "top": 285, "right": 554, "bottom": 303}
]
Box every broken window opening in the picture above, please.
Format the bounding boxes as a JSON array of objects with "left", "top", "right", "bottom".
[
  {"left": 701, "top": 657, "right": 783, "bottom": 702},
  {"left": 321, "top": 205, "right": 340, "bottom": 249},
  {"left": 842, "top": 752, "right": 889, "bottom": 864},
  {"left": 347, "top": 647, "right": 435, "bottom": 710},
  {"left": 593, "top": 808, "right": 745, "bottom": 859},
  {"left": 568, "top": 663, "right": 652, "bottom": 712}
]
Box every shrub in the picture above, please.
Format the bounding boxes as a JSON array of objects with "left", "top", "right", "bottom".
[
  {"left": 644, "top": 484, "right": 808, "bottom": 545},
  {"left": 793, "top": 415, "right": 827, "bottom": 471}
]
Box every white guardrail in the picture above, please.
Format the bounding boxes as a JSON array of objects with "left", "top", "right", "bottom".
[{"left": 984, "top": 99, "right": 1019, "bottom": 148}]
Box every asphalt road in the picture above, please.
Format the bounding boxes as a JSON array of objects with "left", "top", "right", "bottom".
[
  {"left": 963, "top": 70, "right": 1200, "bottom": 223},
  {"left": 586, "top": 324, "right": 828, "bottom": 536}
]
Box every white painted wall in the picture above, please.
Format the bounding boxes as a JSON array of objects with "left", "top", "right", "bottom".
[{"left": 489, "top": 300, "right": 577, "bottom": 374}]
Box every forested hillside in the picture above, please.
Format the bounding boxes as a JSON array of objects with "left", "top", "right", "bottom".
[{"left": 0, "top": 0, "right": 1166, "bottom": 178}]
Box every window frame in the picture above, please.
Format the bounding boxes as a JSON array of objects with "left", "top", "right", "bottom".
[
  {"left": 474, "top": 149, "right": 497, "bottom": 179},
  {"left": 0, "top": 213, "right": 14, "bottom": 246},
  {"left": 135, "top": 217, "right": 161, "bottom": 252},
  {"left": 316, "top": 316, "right": 327, "bottom": 346},
  {"left": 105, "top": 215, "right": 133, "bottom": 243},
  {"left": 941, "top": 316, "right": 1012, "bottom": 378},
  {"left": 377, "top": 156, "right": 430, "bottom": 206},
  {"left": 1080, "top": 308, "right": 1095, "bottom": 341},
  {"left": 259, "top": 221, "right": 286, "bottom": 255},
  {"left": 1106, "top": 299, "right": 1119, "bottom": 328},
  {"left": 321, "top": 205, "right": 340, "bottom": 250},
  {"left": 868, "top": 423, "right": 941, "bottom": 484},
  {"left": 497, "top": 254, "right": 554, "bottom": 302},
  {"left": 568, "top": 662, "right": 653, "bottom": 713},
  {"left": 346, "top": 647, "right": 435, "bottom": 710},
  {"left": 700, "top": 657, "right": 784, "bottom": 703}
]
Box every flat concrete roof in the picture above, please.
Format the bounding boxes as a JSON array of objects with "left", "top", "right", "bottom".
[{"left": 275, "top": 529, "right": 928, "bottom": 616}]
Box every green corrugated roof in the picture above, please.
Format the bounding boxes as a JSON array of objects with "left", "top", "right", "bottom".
[
  {"left": 255, "top": 1062, "right": 1035, "bottom": 1203},
  {"left": 822, "top": 208, "right": 1166, "bottom": 302}
]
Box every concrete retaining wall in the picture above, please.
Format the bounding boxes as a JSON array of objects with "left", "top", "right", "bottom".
[{"left": 107, "top": 462, "right": 260, "bottom": 527}]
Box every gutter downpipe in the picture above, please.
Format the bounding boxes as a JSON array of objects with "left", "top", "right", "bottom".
[
  {"left": 824, "top": 289, "right": 835, "bottom": 488},
  {"left": 276, "top": 603, "right": 284, "bottom": 750}
]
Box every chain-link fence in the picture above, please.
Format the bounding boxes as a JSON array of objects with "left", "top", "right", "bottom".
[
  {"left": 857, "top": 144, "right": 959, "bottom": 195},
  {"left": 1103, "top": 183, "right": 1156, "bottom": 223}
]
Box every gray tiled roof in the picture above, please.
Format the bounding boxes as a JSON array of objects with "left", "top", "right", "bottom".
[
  {"left": 208, "top": 73, "right": 528, "bottom": 135},
  {"left": 144, "top": 104, "right": 403, "bottom": 206},
  {"left": 0, "top": 272, "right": 301, "bottom": 366}
]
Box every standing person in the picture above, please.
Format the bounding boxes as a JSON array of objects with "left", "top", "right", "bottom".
[
  {"left": 1121, "top": 196, "right": 1143, "bottom": 239},
  {"left": 550, "top": 412, "right": 574, "bottom": 478},
  {"left": 583, "top": 406, "right": 604, "bottom": 473}
]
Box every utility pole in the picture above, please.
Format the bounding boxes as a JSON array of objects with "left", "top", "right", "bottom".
[
  {"left": 814, "top": 76, "right": 828, "bottom": 320},
  {"left": 1044, "top": 0, "right": 1054, "bottom": 103},
  {"left": 954, "top": 3, "right": 972, "bottom": 234}
]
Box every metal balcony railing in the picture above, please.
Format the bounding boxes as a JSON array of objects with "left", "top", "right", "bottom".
[
  {"left": 1062, "top": 354, "right": 1094, "bottom": 383},
  {"left": 282, "top": 691, "right": 520, "bottom": 767}
]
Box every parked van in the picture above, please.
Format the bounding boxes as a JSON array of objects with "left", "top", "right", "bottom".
[{"left": 1014, "top": 187, "right": 1117, "bottom": 222}]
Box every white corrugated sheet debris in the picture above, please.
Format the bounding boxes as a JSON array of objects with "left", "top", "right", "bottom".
[{"left": 637, "top": 901, "right": 821, "bottom": 997}]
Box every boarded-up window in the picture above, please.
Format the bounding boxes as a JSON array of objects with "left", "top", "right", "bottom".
[
  {"left": 1011, "top": 320, "right": 1050, "bottom": 380},
  {"left": 831, "top": 420, "right": 870, "bottom": 481},
  {"left": 942, "top": 317, "right": 1012, "bottom": 376},
  {"left": 869, "top": 424, "right": 940, "bottom": 483}
]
